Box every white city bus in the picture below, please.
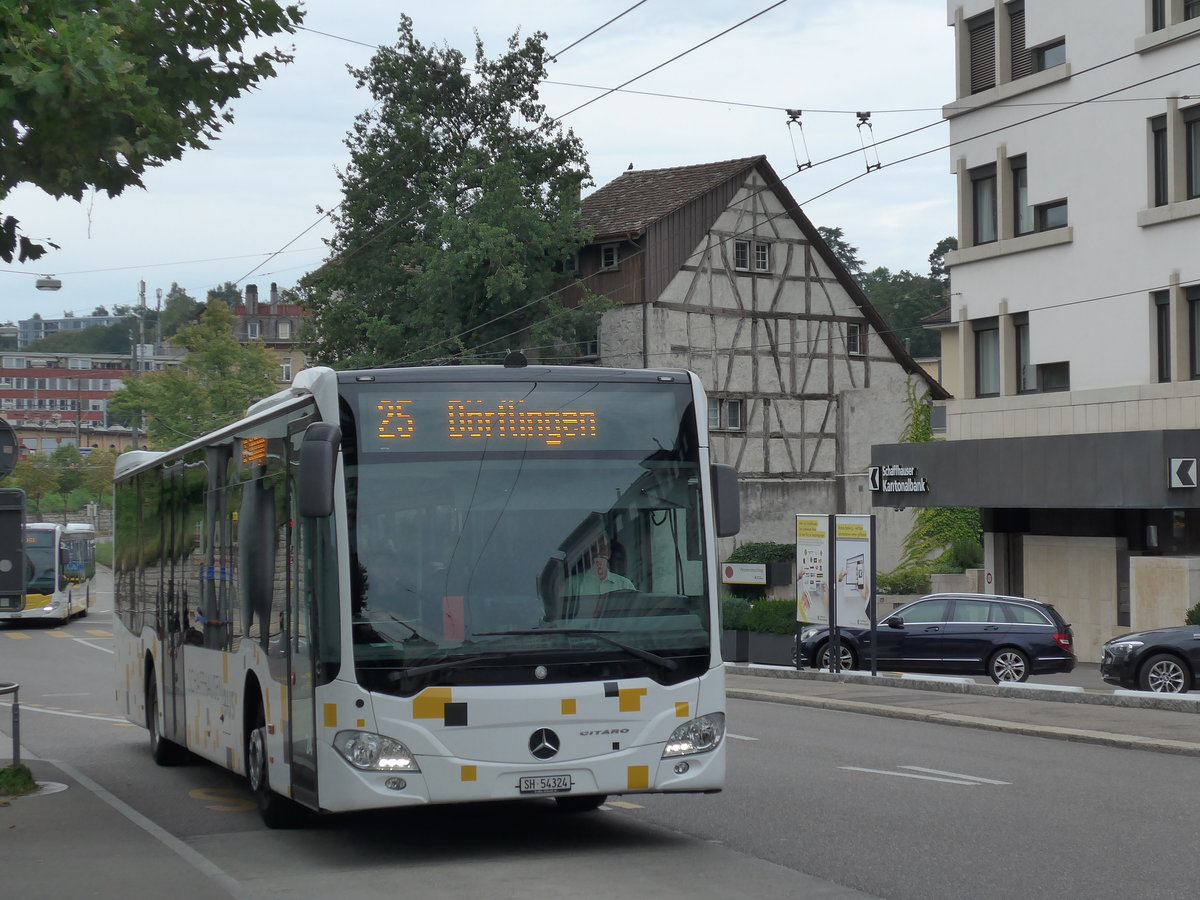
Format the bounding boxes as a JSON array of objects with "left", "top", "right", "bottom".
[
  {"left": 0, "top": 522, "right": 96, "bottom": 623},
  {"left": 113, "top": 362, "right": 740, "bottom": 826}
]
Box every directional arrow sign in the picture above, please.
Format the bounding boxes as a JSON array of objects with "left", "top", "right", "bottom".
[{"left": 1170, "top": 458, "right": 1197, "bottom": 489}]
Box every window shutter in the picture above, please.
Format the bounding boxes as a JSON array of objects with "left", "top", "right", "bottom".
[
  {"left": 1009, "top": 7, "right": 1033, "bottom": 79},
  {"left": 969, "top": 15, "right": 996, "bottom": 93}
]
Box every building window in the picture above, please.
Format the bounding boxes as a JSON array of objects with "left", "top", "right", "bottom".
[
  {"left": 600, "top": 243, "right": 619, "bottom": 269},
  {"left": 734, "top": 239, "right": 771, "bottom": 272},
  {"left": 1011, "top": 155, "right": 1066, "bottom": 235},
  {"left": 247, "top": 322, "right": 260, "bottom": 339},
  {"left": 1186, "top": 105, "right": 1200, "bottom": 199},
  {"left": 1035, "top": 40, "right": 1066, "bottom": 71},
  {"left": 971, "top": 165, "right": 998, "bottom": 244},
  {"left": 1189, "top": 287, "right": 1200, "bottom": 378},
  {"left": 846, "top": 322, "right": 866, "bottom": 355},
  {"left": 1155, "top": 290, "right": 1171, "bottom": 382},
  {"left": 1008, "top": 2, "right": 1031, "bottom": 79},
  {"left": 278, "top": 320, "right": 292, "bottom": 340},
  {"left": 1189, "top": 0, "right": 1200, "bottom": 20},
  {"left": 968, "top": 11, "right": 996, "bottom": 94},
  {"left": 1012, "top": 156, "right": 1033, "bottom": 235},
  {"left": 1014, "top": 314, "right": 1037, "bottom": 392},
  {"left": 708, "top": 398, "right": 744, "bottom": 432},
  {"left": 974, "top": 319, "right": 1000, "bottom": 396},
  {"left": 1152, "top": 115, "right": 1169, "bottom": 206},
  {"left": 1152, "top": 0, "right": 1166, "bottom": 29},
  {"left": 280, "top": 357, "right": 293, "bottom": 382},
  {"left": 1038, "top": 362, "right": 1070, "bottom": 392}
]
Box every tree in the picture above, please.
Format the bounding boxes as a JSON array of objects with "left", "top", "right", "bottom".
[
  {"left": 9, "top": 455, "right": 58, "bottom": 520},
  {"left": 50, "top": 443, "right": 83, "bottom": 521},
  {"left": 207, "top": 282, "right": 242, "bottom": 307},
  {"left": 80, "top": 448, "right": 118, "bottom": 507},
  {"left": 298, "top": 16, "right": 598, "bottom": 368},
  {"left": 107, "top": 298, "right": 277, "bottom": 448},
  {"left": 890, "top": 378, "right": 982, "bottom": 579},
  {"left": 27, "top": 323, "right": 130, "bottom": 354},
  {"left": 817, "top": 225, "right": 866, "bottom": 285},
  {"left": 160, "top": 283, "right": 202, "bottom": 338},
  {"left": 0, "top": 1, "right": 304, "bottom": 263}
]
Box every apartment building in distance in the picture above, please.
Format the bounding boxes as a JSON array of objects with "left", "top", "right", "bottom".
[
  {"left": 231, "top": 283, "right": 308, "bottom": 384},
  {"left": 872, "top": 0, "right": 1200, "bottom": 660}
]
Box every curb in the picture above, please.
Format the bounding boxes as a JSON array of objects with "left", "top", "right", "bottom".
[
  {"left": 726, "top": 686, "right": 1200, "bottom": 756},
  {"left": 726, "top": 663, "right": 1200, "bottom": 714}
]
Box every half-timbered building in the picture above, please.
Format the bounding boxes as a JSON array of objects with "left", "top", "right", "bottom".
[{"left": 569, "top": 156, "right": 946, "bottom": 567}]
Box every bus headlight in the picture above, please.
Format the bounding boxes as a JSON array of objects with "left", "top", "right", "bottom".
[
  {"left": 662, "top": 712, "right": 725, "bottom": 758},
  {"left": 333, "top": 731, "right": 421, "bottom": 772}
]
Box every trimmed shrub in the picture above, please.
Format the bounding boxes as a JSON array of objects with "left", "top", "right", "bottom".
[
  {"left": 726, "top": 541, "right": 795, "bottom": 564},
  {"left": 1186, "top": 602, "right": 1200, "bottom": 627},
  {"left": 720, "top": 596, "right": 751, "bottom": 630},
  {"left": 743, "top": 598, "right": 796, "bottom": 635}
]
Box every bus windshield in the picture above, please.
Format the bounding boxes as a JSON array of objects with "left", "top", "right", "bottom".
[
  {"left": 25, "top": 530, "right": 58, "bottom": 594},
  {"left": 343, "top": 378, "right": 711, "bottom": 693}
]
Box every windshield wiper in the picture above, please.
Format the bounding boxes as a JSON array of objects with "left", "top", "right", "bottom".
[
  {"left": 390, "top": 652, "right": 513, "bottom": 679},
  {"left": 475, "top": 628, "right": 678, "bottom": 672}
]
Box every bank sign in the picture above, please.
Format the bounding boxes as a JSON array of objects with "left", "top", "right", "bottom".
[{"left": 868, "top": 464, "right": 929, "bottom": 494}]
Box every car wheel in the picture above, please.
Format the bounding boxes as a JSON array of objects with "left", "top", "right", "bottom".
[
  {"left": 1138, "top": 653, "right": 1189, "bottom": 693},
  {"left": 988, "top": 648, "right": 1030, "bottom": 683},
  {"left": 817, "top": 642, "right": 856, "bottom": 670},
  {"left": 555, "top": 794, "right": 606, "bottom": 812},
  {"left": 247, "top": 704, "right": 307, "bottom": 828}
]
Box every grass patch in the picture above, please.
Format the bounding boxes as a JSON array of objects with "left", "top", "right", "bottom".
[{"left": 0, "top": 764, "right": 37, "bottom": 797}]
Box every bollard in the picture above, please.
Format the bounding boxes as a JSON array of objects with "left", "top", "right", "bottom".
[{"left": 0, "top": 682, "right": 18, "bottom": 768}]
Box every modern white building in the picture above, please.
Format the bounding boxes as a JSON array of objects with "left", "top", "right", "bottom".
[{"left": 872, "top": 0, "right": 1200, "bottom": 660}]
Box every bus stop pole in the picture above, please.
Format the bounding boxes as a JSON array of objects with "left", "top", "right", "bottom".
[{"left": 0, "top": 682, "right": 18, "bottom": 768}]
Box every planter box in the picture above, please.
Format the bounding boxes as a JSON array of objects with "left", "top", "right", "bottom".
[
  {"left": 721, "top": 629, "right": 749, "bottom": 662},
  {"left": 747, "top": 631, "right": 794, "bottom": 666}
]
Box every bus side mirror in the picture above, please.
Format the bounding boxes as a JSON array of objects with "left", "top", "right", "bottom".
[
  {"left": 299, "top": 422, "right": 341, "bottom": 518},
  {"left": 711, "top": 463, "right": 741, "bottom": 538}
]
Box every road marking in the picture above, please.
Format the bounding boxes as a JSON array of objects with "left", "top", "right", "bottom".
[
  {"left": 727, "top": 732, "right": 758, "bottom": 741},
  {"left": 0, "top": 701, "right": 130, "bottom": 725},
  {"left": 606, "top": 800, "right": 644, "bottom": 809},
  {"left": 42, "top": 692, "right": 92, "bottom": 698},
  {"left": 48, "top": 630, "right": 71, "bottom": 638},
  {"left": 900, "top": 766, "right": 1010, "bottom": 785},
  {"left": 85, "top": 629, "right": 112, "bottom": 637},
  {"left": 3, "top": 632, "right": 31, "bottom": 639},
  {"left": 74, "top": 638, "right": 114, "bottom": 654},
  {"left": 189, "top": 788, "right": 256, "bottom": 812},
  {"left": 53, "top": 761, "right": 256, "bottom": 900},
  {"left": 840, "top": 765, "right": 1011, "bottom": 786}
]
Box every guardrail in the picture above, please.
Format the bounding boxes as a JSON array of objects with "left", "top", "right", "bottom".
[{"left": 0, "top": 681, "right": 18, "bottom": 767}]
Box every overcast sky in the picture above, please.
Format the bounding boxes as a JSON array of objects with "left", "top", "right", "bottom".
[{"left": 0, "top": 0, "right": 954, "bottom": 325}]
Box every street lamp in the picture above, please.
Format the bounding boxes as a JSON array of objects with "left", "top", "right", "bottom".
[{"left": 35, "top": 276, "right": 62, "bottom": 291}]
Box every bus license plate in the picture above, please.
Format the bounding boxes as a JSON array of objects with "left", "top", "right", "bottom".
[{"left": 519, "top": 774, "right": 572, "bottom": 794}]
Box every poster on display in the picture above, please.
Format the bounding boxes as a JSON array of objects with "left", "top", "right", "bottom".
[
  {"left": 795, "top": 515, "right": 829, "bottom": 624},
  {"left": 834, "top": 515, "right": 874, "bottom": 628}
]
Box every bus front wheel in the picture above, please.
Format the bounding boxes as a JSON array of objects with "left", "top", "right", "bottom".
[{"left": 247, "top": 705, "right": 307, "bottom": 829}]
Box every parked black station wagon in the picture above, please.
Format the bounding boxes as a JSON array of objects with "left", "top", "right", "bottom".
[
  {"left": 1100, "top": 625, "right": 1200, "bottom": 693},
  {"left": 797, "top": 593, "right": 1076, "bottom": 683}
]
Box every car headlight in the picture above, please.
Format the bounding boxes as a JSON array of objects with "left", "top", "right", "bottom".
[
  {"left": 1105, "top": 639, "right": 1144, "bottom": 660},
  {"left": 800, "top": 626, "right": 823, "bottom": 642},
  {"left": 334, "top": 731, "right": 421, "bottom": 771},
  {"left": 662, "top": 712, "right": 725, "bottom": 758}
]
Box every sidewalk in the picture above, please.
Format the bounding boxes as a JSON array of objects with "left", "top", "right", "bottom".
[
  {"left": 0, "top": 754, "right": 241, "bottom": 900},
  {"left": 726, "top": 663, "right": 1200, "bottom": 756}
]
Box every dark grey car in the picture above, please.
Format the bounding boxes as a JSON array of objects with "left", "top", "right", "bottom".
[{"left": 797, "top": 592, "right": 1077, "bottom": 683}]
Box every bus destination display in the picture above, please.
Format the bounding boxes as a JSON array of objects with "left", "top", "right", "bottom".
[{"left": 375, "top": 397, "right": 599, "bottom": 447}]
